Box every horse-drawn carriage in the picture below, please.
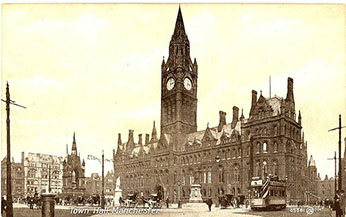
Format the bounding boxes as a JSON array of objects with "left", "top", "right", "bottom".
[
  {"left": 219, "top": 194, "right": 245, "bottom": 209},
  {"left": 121, "top": 193, "right": 138, "bottom": 207},
  {"left": 27, "top": 194, "right": 41, "bottom": 209},
  {"left": 145, "top": 194, "right": 162, "bottom": 208}
]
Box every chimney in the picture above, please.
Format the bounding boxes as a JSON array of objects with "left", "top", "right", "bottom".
[
  {"left": 231, "top": 106, "right": 239, "bottom": 129},
  {"left": 217, "top": 111, "right": 227, "bottom": 132},
  {"left": 128, "top": 130, "right": 134, "bottom": 143},
  {"left": 145, "top": 134, "right": 150, "bottom": 145},
  {"left": 138, "top": 134, "right": 143, "bottom": 146},
  {"left": 250, "top": 90, "right": 257, "bottom": 115},
  {"left": 286, "top": 77, "right": 295, "bottom": 103},
  {"left": 21, "top": 152, "right": 24, "bottom": 164}
]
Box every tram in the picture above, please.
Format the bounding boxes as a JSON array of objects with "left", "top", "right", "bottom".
[{"left": 250, "top": 176, "right": 287, "bottom": 210}]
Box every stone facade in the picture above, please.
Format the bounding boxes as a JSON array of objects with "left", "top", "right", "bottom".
[
  {"left": 105, "top": 171, "right": 115, "bottom": 198},
  {"left": 1, "top": 156, "right": 24, "bottom": 199},
  {"left": 85, "top": 171, "right": 115, "bottom": 198},
  {"left": 85, "top": 173, "right": 102, "bottom": 196},
  {"left": 23, "top": 152, "right": 63, "bottom": 196},
  {"left": 317, "top": 175, "right": 335, "bottom": 200},
  {"left": 113, "top": 7, "right": 310, "bottom": 203},
  {"left": 62, "top": 133, "right": 87, "bottom": 197}
]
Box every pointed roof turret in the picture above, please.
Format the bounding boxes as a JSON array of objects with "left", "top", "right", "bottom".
[
  {"left": 298, "top": 110, "right": 302, "bottom": 125},
  {"left": 240, "top": 108, "right": 245, "bottom": 122},
  {"left": 308, "top": 155, "right": 316, "bottom": 167},
  {"left": 72, "top": 132, "right": 77, "bottom": 154},
  {"left": 150, "top": 121, "right": 158, "bottom": 143}
]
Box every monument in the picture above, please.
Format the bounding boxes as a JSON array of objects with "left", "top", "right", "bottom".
[
  {"left": 189, "top": 184, "right": 203, "bottom": 203},
  {"left": 113, "top": 176, "right": 123, "bottom": 207}
]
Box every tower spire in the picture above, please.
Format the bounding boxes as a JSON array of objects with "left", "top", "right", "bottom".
[{"left": 166, "top": 6, "right": 192, "bottom": 70}]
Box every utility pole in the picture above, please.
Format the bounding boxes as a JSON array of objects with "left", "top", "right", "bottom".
[
  {"left": 101, "top": 150, "right": 105, "bottom": 209},
  {"left": 1, "top": 82, "right": 26, "bottom": 217},
  {"left": 327, "top": 151, "right": 337, "bottom": 198},
  {"left": 48, "top": 160, "right": 52, "bottom": 193},
  {"left": 328, "top": 114, "right": 345, "bottom": 195}
]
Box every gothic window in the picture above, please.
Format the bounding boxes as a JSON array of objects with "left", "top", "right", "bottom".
[
  {"left": 238, "top": 148, "right": 241, "bottom": 157},
  {"left": 263, "top": 128, "right": 268, "bottom": 135},
  {"left": 203, "top": 169, "right": 207, "bottom": 184},
  {"left": 218, "top": 166, "right": 224, "bottom": 183},
  {"left": 273, "top": 161, "right": 278, "bottom": 176},
  {"left": 234, "top": 165, "right": 240, "bottom": 182},
  {"left": 263, "top": 161, "right": 268, "bottom": 178},
  {"left": 256, "top": 142, "right": 261, "bottom": 153},
  {"left": 256, "top": 161, "right": 261, "bottom": 177},
  {"left": 173, "top": 171, "right": 177, "bottom": 184},
  {"left": 263, "top": 142, "right": 268, "bottom": 152},
  {"left": 207, "top": 167, "right": 212, "bottom": 184},
  {"left": 182, "top": 170, "right": 186, "bottom": 185},
  {"left": 273, "top": 142, "right": 278, "bottom": 152}
]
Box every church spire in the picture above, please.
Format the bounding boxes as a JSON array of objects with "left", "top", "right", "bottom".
[{"left": 72, "top": 132, "right": 77, "bottom": 155}]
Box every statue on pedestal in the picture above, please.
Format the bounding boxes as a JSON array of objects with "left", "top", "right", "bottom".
[{"left": 113, "top": 176, "right": 123, "bottom": 207}]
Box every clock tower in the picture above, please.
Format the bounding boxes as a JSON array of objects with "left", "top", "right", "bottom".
[{"left": 160, "top": 7, "right": 198, "bottom": 138}]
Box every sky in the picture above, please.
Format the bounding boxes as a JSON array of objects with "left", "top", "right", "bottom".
[{"left": 1, "top": 4, "right": 346, "bottom": 178}]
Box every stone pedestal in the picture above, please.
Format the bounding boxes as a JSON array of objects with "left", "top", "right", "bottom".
[
  {"left": 41, "top": 194, "right": 55, "bottom": 217},
  {"left": 113, "top": 188, "right": 123, "bottom": 207},
  {"left": 189, "top": 184, "right": 203, "bottom": 203}
]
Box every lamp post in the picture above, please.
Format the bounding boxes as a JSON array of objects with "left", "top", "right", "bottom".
[
  {"left": 101, "top": 150, "right": 105, "bottom": 209},
  {"left": 1, "top": 82, "right": 26, "bottom": 217}
]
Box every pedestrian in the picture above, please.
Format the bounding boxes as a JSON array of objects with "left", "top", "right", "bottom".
[
  {"left": 206, "top": 197, "right": 213, "bottom": 212},
  {"left": 1, "top": 196, "right": 6, "bottom": 214},
  {"left": 335, "top": 198, "right": 342, "bottom": 217},
  {"left": 166, "top": 197, "right": 169, "bottom": 208}
]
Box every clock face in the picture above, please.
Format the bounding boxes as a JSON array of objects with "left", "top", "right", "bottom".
[
  {"left": 184, "top": 78, "right": 192, "bottom": 90},
  {"left": 167, "top": 78, "right": 175, "bottom": 90}
]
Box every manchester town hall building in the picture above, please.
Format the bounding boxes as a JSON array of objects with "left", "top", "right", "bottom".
[{"left": 113, "top": 8, "right": 311, "bottom": 203}]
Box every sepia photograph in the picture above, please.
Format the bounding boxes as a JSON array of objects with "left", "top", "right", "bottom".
[{"left": 1, "top": 3, "right": 346, "bottom": 217}]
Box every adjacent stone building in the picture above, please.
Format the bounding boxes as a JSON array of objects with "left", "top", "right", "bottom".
[
  {"left": 23, "top": 152, "right": 64, "bottom": 195},
  {"left": 62, "top": 133, "right": 87, "bottom": 197},
  {"left": 113, "top": 7, "right": 310, "bottom": 203},
  {"left": 317, "top": 175, "right": 335, "bottom": 201},
  {"left": 105, "top": 171, "right": 115, "bottom": 198},
  {"left": 84, "top": 171, "right": 115, "bottom": 198},
  {"left": 1, "top": 155, "right": 24, "bottom": 199},
  {"left": 85, "top": 173, "right": 102, "bottom": 196}
]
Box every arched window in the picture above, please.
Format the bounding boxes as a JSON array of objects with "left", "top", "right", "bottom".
[
  {"left": 257, "top": 142, "right": 261, "bottom": 153},
  {"left": 218, "top": 167, "right": 224, "bottom": 183},
  {"left": 207, "top": 167, "right": 212, "bottom": 184},
  {"left": 263, "top": 161, "right": 268, "bottom": 178},
  {"left": 273, "top": 142, "right": 278, "bottom": 152},
  {"left": 256, "top": 161, "right": 261, "bottom": 177},
  {"left": 182, "top": 170, "right": 186, "bottom": 185},
  {"left": 234, "top": 165, "right": 239, "bottom": 182},
  {"left": 263, "top": 142, "right": 268, "bottom": 152},
  {"left": 273, "top": 161, "right": 278, "bottom": 176}
]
